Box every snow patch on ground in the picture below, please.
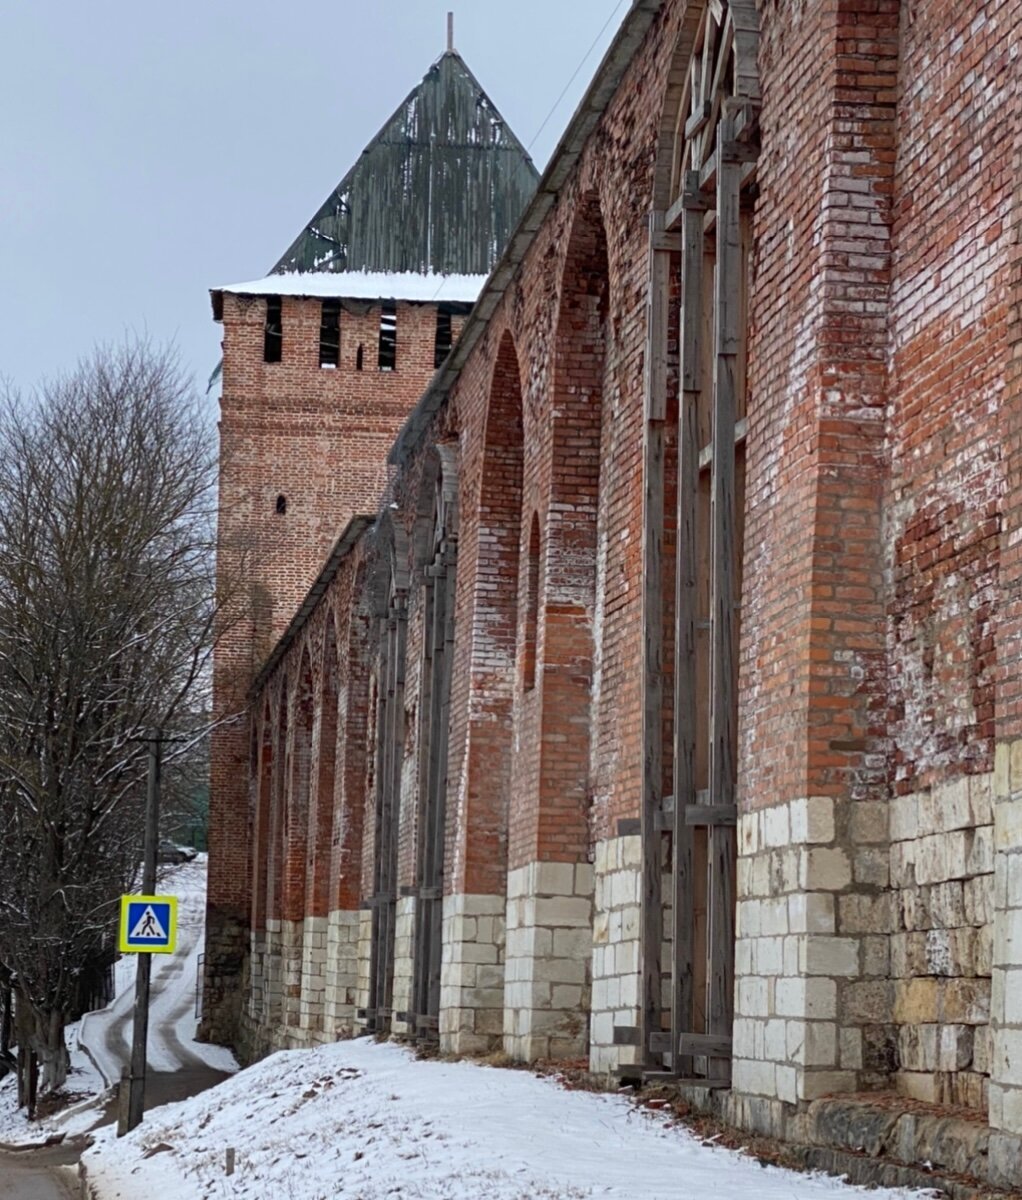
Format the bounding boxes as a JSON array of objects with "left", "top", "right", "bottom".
[{"left": 83, "top": 1039, "right": 927, "bottom": 1200}]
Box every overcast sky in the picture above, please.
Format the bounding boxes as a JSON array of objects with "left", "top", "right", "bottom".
[{"left": 0, "top": 1, "right": 629, "bottom": 396}]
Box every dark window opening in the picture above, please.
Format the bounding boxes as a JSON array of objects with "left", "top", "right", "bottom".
[
  {"left": 524, "top": 514, "right": 540, "bottom": 691},
  {"left": 319, "top": 299, "right": 341, "bottom": 368},
  {"left": 378, "top": 302, "right": 397, "bottom": 371},
  {"left": 264, "top": 296, "right": 283, "bottom": 363},
  {"left": 434, "top": 306, "right": 453, "bottom": 368},
  {"left": 356, "top": 343, "right": 364, "bottom": 372},
  {"left": 276, "top": 494, "right": 287, "bottom": 515}
]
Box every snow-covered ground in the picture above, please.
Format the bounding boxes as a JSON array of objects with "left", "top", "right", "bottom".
[
  {"left": 82, "top": 1038, "right": 926, "bottom": 1200},
  {"left": 0, "top": 854, "right": 236, "bottom": 1147}
]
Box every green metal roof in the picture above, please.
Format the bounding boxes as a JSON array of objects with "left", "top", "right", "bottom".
[{"left": 272, "top": 51, "right": 539, "bottom": 278}]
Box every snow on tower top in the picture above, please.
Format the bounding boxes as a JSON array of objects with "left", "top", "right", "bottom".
[{"left": 271, "top": 50, "right": 539, "bottom": 279}]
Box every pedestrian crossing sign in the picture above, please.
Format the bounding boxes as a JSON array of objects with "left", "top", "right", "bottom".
[{"left": 118, "top": 894, "right": 178, "bottom": 954}]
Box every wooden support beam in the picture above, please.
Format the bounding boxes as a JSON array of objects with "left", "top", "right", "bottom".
[
  {"left": 673, "top": 173, "right": 707, "bottom": 1078},
  {"left": 649, "top": 1031, "right": 732, "bottom": 1057},
  {"left": 685, "top": 804, "right": 737, "bottom": 827},
  {"left": 706, "top": 119, "right": 740, "bottom": 1078},
  {"left": 640, "top": 208, "right": 672, "bottom": 1068}
]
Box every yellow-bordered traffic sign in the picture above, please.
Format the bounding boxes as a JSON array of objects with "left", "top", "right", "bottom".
[{"left": 118, "top": 894, "right": 178, "bottom": 954}]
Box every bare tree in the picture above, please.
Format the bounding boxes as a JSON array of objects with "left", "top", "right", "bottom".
[{"left": 0, "top": 342, "right": 221, "bottom": 1100}]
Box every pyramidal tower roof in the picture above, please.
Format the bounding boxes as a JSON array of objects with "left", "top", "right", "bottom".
[{"left": 272, "top": 47, "right": 540, "bottom": 279}]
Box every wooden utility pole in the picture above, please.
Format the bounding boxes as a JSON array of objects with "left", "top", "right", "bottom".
[{"left": 118, "top": 733, "right": 161, "bottom": 1136}]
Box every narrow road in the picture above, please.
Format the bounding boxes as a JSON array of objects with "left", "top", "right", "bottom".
[
  {"left": 77, "top": 856, "right": 236, "bottom": 1126},
  {"left": 0, "top": 1143, "right": 79, "bottom": 1199}
]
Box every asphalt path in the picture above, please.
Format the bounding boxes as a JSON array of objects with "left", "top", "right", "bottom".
[{"left": 0, "top": 1143, "right": 79, "bottom": 1199}]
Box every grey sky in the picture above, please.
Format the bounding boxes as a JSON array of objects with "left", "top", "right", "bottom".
[{"left": 0, "top": 1, "right": 629, "bottom": 395}]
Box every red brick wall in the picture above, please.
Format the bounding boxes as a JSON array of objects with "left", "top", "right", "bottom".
[
  {"left": 204, "top": 294, "right": 454, "bottom": 1041},
  {"left": 888, "top": 0, "right": 1013, "bottom": 788}
]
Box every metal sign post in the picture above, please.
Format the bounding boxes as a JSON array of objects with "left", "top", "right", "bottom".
[{"left": 117, "top": 733, "right": 162, "bottom": 1137}]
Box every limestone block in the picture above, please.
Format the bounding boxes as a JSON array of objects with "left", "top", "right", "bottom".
[
  {"left": 801, "top": 935, "right": 860, "bottom": 977},
  {"left": 941, "top": 977, "right": 989, "bottom": 1025},
  {"left": 763, "top": 804, "right": 790, "bottom": 848},
  {"left": 840, "top": 980, "right": 894, "bottom": 1024},
  {"left": 574, "top": 863, "right": 595, "bottom": 895},
  {"left": 964, "top": 875, "right": 994, "bottom": 927},
  {"left": 994, "top": 799, "right": 1022, "bottom": 852},
  {"left": 800, "top": 847, "right": 851, "bottom": 892},
  {"left": 534, "top": 861, "right": 576, "bottom": 897},
  {"left": 739, "top": 812, "right": 760, "bottom": 856},
  {"left": 733, "top": 1057, "right": 777, "bottom": 1099},
  {"left": 788, "top": 892, "right": 835, "bottom": 935},
  {"left": 850, "top": 802, "right": 888, "bottom": 845},
  {"left": 775, "top": 1064, "right": 798, "bottom": 1105},
  {"left": 760, "top": 897, "right": 789, "bottom": 936},
  {"left": 994, "top": 907, "right": 1022, "bottom": 970},
  {"left": 737, "top": 975, "right": 770, "bottom": 1017},
  {"left": 798, "top": 1070, "right": 857, "bottom": 1101},
  {"left": 968, "top": 826, "right": 994, "bottom": 877},
  {"left": 971, "top": 774, "right": 993, "bottom": 826},
  {"left": 894, "top": 978, "right": 939, "bottom": 1024},
  {"left": 840, "top": 1028, "right": 863, "bottom": 1070},
  {"left": 853, "top": 848, "right": 889, "bottom": 888},
  {"left": 838, "top": 893, "right": 896, "bottom": 935},
  {"left": 775, "top": 976, "right": 837, "bottom": 1019},
  {"left": 890, "top": 794, "right": 919, "bottom": 843},
  {"left": 920, "top": 777, "right": 970, "bottom": 836},
  {"left": 993, "top": 1028, "right": 1022, "bottom": 1087},
  {"left": 764, "top": 1018, "right": 787, "bottom": 1061},
  {"left": 753, "top": 936, "right": 784, "bottom": 976},
  {"left": 790, "top": 797, "right": 836, "bottom": 845},
  {"left": 995, "top": 743, "right": 1011, "bottom": 799}
]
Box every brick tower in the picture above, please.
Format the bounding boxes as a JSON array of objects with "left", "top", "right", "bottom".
[{"left": 202, "top": 45, "right": 537, "bottom": 1047}]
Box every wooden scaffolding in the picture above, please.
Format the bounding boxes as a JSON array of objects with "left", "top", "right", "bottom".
[{"left": 630, "top": 0, "right": 761, "bottom": 1084}]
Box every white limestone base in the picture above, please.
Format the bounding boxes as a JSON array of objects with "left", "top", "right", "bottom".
[
  {"left": 323, "top": 908, "right": 360, "bottom": 1038},
  {"left": 504, "top": 861, "right": 593, "bottom": 1061},
  {"left": 281, "top": 918, "right": 307, "bottom": 1042},
  {"left": 248, "top": 930, "right": 267, "bottom": 1024},
  {"left": 992, "top": 743, "right": 1022, "bottom": 1135},
  {"left": 298, "top": 914, "right": 328, "bottom": 1038},
  {"left": 354, "top": 909, "right": 373, "bottom": 1029},
  {"left": 392, "top": 896, "right": 416, "bottom": 1038},
  {"left": 590, "top": 836, "right": 642, "bottom": 1073},
  {"left": 439, "top": 893, "right": 506, "bottom": 1054},
  {"left": 263, "top": 919, "right": 284, "bottom": 1029}
]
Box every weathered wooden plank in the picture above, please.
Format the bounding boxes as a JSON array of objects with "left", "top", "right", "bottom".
[
  {"left": 685, "top": 804, "right": 737, "bottom": 827},
  {"left": 639, "top": 209, "right": 671, "bottom": 1067},
  {"left": 649, "top": 1031, "right": 732, "bottom": 1057},
  {"left": 673, "top": 175, "right": 707, "bottom": 1076},
  {"left": 707, "top": 119, "right": 741, "bottom": 1076}
]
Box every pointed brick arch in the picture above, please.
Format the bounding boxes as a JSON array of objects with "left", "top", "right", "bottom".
[
  {"left": 283, "top": 650, "right": 314, "bottom": 1031},
  {"left": 541, "top": 190, "right": 609, "bottom": 865}
]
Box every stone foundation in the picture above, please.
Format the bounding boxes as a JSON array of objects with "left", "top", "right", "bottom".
[
  {"left": 991, "top": 743, "right": 1022, "bottom": 1137},
  {"left": 299, "top": 914, "right": 328, "bottom": 1038},
  {"left": 590, "top": 835, "right": 642, "bottom": 1073},
  {"left": 323, "top": 908, "right": 359, "bottom": 1038},
  {"left": 504, "top": 861, "right": 593, "bottom": 1061},
  {"left": 889, "top": 774, "right": 993, "bottom": 1109},
  {"left": 391, "top": 896, "right": 416, "bottom": 1038},
  {"left": 439, "top": 893, "right": 506, "bottom": 1054}
]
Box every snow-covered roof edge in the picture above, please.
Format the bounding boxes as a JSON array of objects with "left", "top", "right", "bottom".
[{"left": 214, "top": 271, "right": 487, "bottom": 305}]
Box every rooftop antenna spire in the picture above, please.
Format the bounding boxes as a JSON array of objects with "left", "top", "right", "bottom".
[{"left": 447, "top": 11, "right": 454, "bottom": 52}]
